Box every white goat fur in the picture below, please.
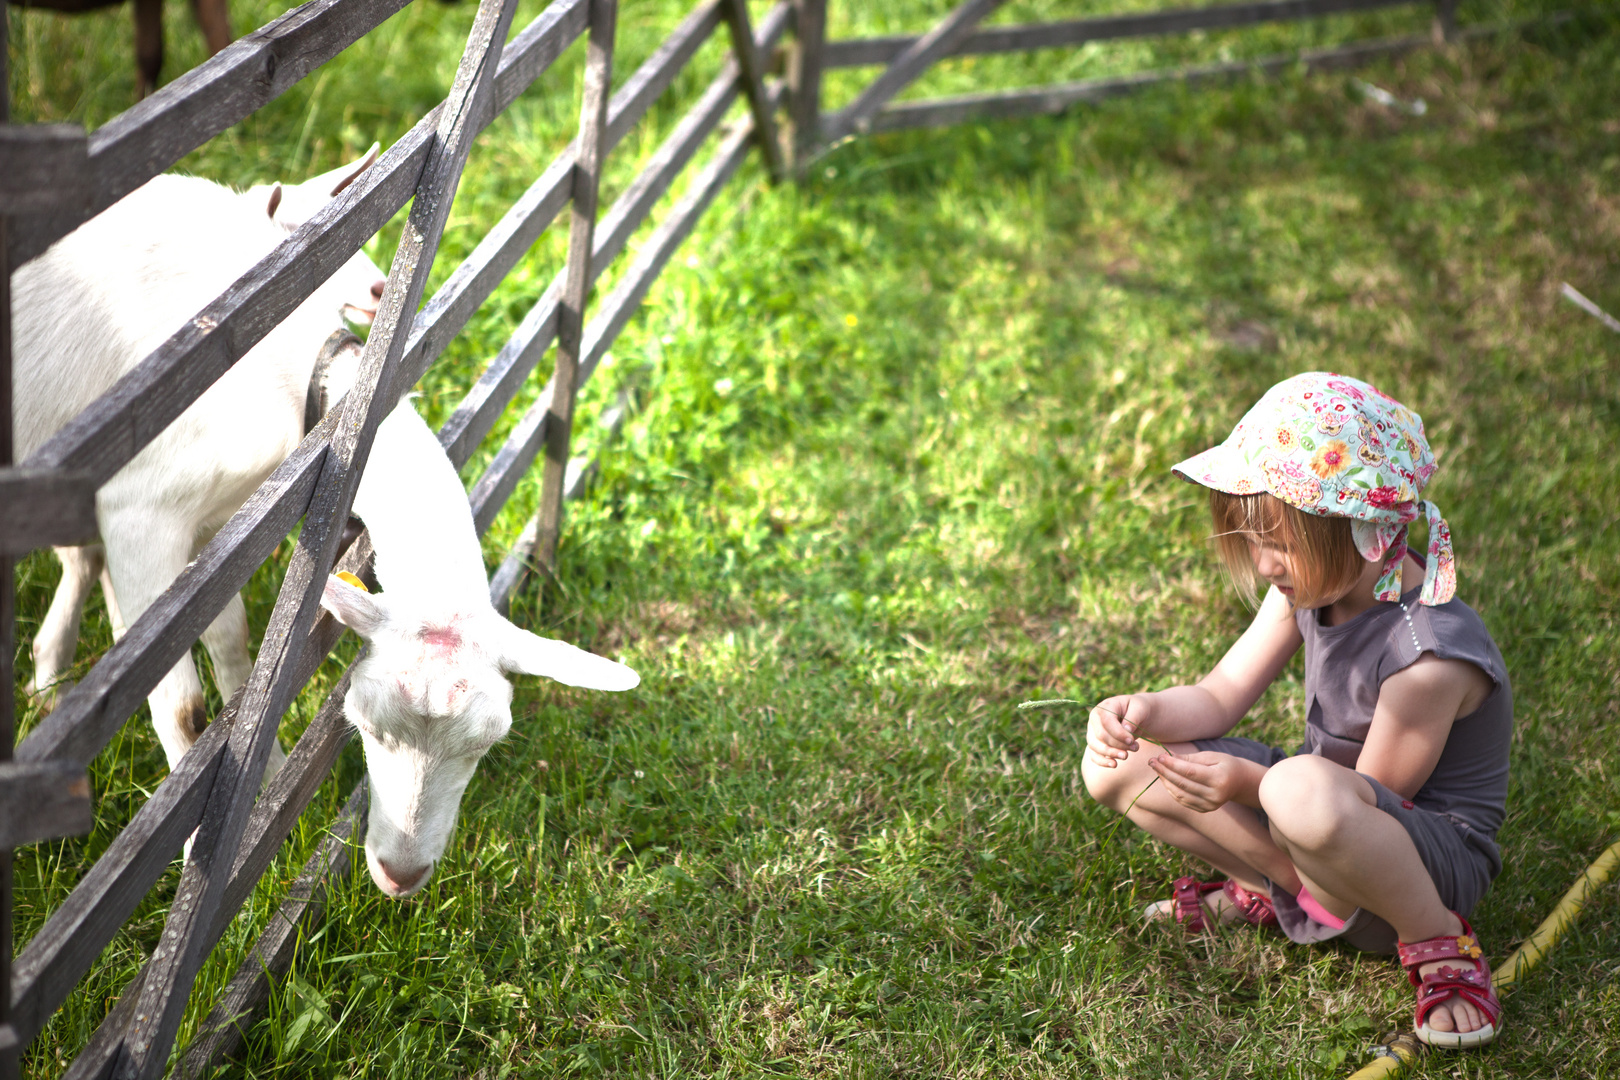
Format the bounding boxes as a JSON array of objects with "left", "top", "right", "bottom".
[
  {"left": 320, "top": 400, "right": 640, "bottom": 898},
  {"left": 13, "top": 151, "right": 641, "bottom": 899},
  {"left": 12, "top": 151, "right": 385, "bottom": 780}
]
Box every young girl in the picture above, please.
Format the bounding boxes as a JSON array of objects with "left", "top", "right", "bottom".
[{"left": 1081, "top": 372, "right": 1510, "bottom": 1049}]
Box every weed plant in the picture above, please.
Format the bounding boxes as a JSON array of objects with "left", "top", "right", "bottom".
[{"left": 7, "top": 0, "right": 1620, "bottom": 1076}]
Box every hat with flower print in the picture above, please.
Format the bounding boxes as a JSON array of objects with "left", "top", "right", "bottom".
[{"left": 1172, "top": 372, "right": 1456, "bottom": 605}]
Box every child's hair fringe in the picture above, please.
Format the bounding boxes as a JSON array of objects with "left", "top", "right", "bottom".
[{"left": 1209, "top": 490, "right": 1362, "bottom": 609}]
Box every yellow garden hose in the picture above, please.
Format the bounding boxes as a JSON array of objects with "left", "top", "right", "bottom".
[{"left": 1347, "top": 837, "right": 1620, "bottom": 1078}]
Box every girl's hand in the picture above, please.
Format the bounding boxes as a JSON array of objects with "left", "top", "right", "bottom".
[
  {"left": 1148, "top": 751, "right": 1248, "bottom": 812},
  {"left": 1086, "top": 695, "right": 1148, "bottom": 769}
]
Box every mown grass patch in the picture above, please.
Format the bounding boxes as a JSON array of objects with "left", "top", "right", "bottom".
[{"left": 9, "top": 0, "right": 1620, "bottom": 1076}]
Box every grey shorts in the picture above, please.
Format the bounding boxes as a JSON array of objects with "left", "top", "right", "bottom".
[{"left": 1191, "top": 737, "right": 1502, "bottom": 955}]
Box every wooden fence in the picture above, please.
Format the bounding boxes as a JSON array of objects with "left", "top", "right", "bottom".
[{"left": 0, "top": 0, "right": 1478, "bottom": 1074}]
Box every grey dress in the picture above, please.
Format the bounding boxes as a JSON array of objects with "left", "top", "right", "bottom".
[{"left": 1195, "top": 571, "right": 1512, "bottom": 953}]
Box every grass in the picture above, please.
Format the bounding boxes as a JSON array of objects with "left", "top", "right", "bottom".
[{"left": 8, "top": 0, "right": 1620, "bottom": 1076}]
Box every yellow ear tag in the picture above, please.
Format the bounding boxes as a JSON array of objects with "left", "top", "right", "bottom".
[{"left": 336, "top": 571, "right": 369, "bottom": 593}]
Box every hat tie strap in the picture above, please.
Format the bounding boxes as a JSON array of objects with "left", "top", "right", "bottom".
[{"left": 1419, "top": 500, "right": 1457, "bottom": 606}]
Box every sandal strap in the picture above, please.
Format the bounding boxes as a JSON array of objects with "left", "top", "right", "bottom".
[
  {"left": 1396, "top": 914, "right": 1486, "bottom": 984},
  {"left": 1171, "top": 876, "right": 1223, "bottom": 933},
  {"left": 1414, "top": 964, "right": 1503, "bottom": 1029},
  {"left": 1222, "top": 880, "right": 1278, "bottom": 927}
]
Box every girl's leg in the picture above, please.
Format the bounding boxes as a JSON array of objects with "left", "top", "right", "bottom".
[
  {"left": 1259, "top": 755, "right": 1486, "bottom": 1035},
  {"left": 1082, "top": 742, "right": 1302, "bottom": 910}
]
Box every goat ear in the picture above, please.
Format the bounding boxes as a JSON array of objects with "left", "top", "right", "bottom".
[
  {"left": 321, "top": 575, "right": 388, "bottom": 637},
  {"left": 272, "top": 145, "right": 381, "bottom": 229},
  {"left": 309, "top": 142, "right": 381, "bottom": 199},
  {"left": 327, "top": 142, "right": 380, "bottom": 196},
  {"left": 494, "top": 620, "right": 640, "bottom": 691},
  {"left": 265, "top": 183, "right": 283, "bottom": 221}
]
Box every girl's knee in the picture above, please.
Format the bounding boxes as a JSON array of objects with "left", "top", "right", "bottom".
[
  {"left": 1259, "top": 756, "right": 1366, "bottom": 850},
  {"left": 1081, "top": 751, "right": 1148, "bottom": 811}
]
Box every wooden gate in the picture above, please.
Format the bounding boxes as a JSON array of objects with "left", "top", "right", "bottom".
[{"left": 0, "top": 0, "right": 1477, "bottom": 1074}]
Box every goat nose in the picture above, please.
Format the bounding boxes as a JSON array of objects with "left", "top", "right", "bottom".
[
  {"left": 370, "top": 279, "right": 386, "bottom": 301},
  {"left": 377, "top": 858, "right": 430, "bottom": 894}
]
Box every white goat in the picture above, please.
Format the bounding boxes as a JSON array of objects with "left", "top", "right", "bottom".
[
  {"left": 12, "top": 150, "right": 386, "bottom": 779},
  {"left": 318, "top": 387, "right": 640, "bottom": 898},
  {"left": 14, "top": 152, "right": 641, "bottom": 898}
]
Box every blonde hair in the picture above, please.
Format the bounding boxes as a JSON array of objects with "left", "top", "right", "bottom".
[{"left": 1209, "top": 490, "right": 1363, "bottom": 609}]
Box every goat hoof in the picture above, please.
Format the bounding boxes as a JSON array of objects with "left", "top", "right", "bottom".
[{"left": 25, "top": 677, "right": 72, "bottom": 713}]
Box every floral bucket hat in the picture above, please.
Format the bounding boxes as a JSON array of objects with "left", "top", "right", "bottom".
[{"left": 1172, "top": 372, "right": 1456, "bottom": 606}]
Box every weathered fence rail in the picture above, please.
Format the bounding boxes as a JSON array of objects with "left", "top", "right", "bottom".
[{"left": 0, "top": 0, "right": 1498, "bottom": 1074}]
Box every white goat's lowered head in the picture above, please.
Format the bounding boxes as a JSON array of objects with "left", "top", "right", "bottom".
[{"left": 320, "top": 578, "right": 639, "bottom": 898}]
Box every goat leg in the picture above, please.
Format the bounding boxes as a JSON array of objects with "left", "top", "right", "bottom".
[
  {"left": 190, "top": 0, "right": 231, "bottom": 55},
  {"left": 133, "top": 0, "right": 164, "bottom": 98},
  {"left": 27, "top": 543, "right": 106, "bottom": 708}
]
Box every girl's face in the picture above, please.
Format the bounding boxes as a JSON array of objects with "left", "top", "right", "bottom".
[{"left": 1242, "top": 533, "right": 1299, "bottom": 601}]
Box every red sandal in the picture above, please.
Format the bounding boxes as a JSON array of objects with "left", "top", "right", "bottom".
[
  {"left": 1146, "top": 876, "right": 1278, "bottom": 933},
  {"left": 1396, "top": 914, "right": 1502, "bottom": 1049}
]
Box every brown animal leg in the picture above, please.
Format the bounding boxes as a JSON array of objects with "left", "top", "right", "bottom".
[
  {"left": 190, "top": 0, "right": 231, "bottom": 54},
  {"left": 133, "top": 0, "right": 164, "bottom": 98}
]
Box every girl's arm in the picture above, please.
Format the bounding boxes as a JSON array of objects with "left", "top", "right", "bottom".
[
  {"left": 1358, "top": 653, "right": 1494, "bottom": 799},
  {"left": 1089, "top": 585, "right": 1302, "bottom": 759}
]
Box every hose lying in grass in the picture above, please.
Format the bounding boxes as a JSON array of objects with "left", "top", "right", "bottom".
[{"left": 1346, "top": 836, "right": 1620, "bottom": 1079}]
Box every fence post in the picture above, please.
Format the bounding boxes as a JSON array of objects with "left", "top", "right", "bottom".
[
  {"left": 1433, "top": 0, "right": 1456, "bottom": 42},
  {"left": 784, "top": 0, "right": 826, "bottom": 175},
  {"left": 720, "top": 0, "right": 786, "bottom": 182},
  {"left": 2, "top": 13, "right": 17, "bottom": 1074},
  {"left": 534, "top": 0, "right": 618, "bottom": 577}
]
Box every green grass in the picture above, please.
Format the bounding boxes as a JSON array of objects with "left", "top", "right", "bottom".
[{"left": 9, "top": 0, "right": 1620, "bottom": 1076}]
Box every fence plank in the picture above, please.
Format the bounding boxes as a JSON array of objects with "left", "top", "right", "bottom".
[
  {"left": 174, "top": 783, "right": 366, "bottom": 1080},
  {"left": 468, "top": 100, "right": 763, "bottom": 540},
  {"left": 109, "top": 1, "right": 526, "bottom": 1072},
  {"left": 580, "top": 98, "right": 771, "bottom": 380},
  {"left": 533, "top": 0, "right": 618, "bottom": 576},
  {"left": 491, "top": 0, "right": 590, "bottom": 116},
  {"left": 604, "top": 0, "right": 723, "bottom": 151},
  {"left": 15, "top": 424, "right": 330, "bottom": 768},
  {"left": 2, "top": 22, "right": 18, "bottom": 1073},
  {"left": 0, "top": 467, "right": 98, "bottom": 556},
  {"left": 859, "top": 30, "right": 1442, "bottom": 133},
  {"left": 6, "top": 0, "right": 415, "bottom": 268},
  {"left": 20, "top": 0, "right": 589, "bottom": 490},
  {"left": 784, "top": 0, "right": 827, "bottom": 172},
  {"left": 433, "top": 0, "right": 781, "bottom": 470},
  {"left": 399, "top": 159, "right": 575, "bottom": 398},
  {"left": 0, "top": 125, "right": 89, "bottom": 215},
  {"left": 824, "top": 0, "right": 1005, "bottom": 141},
  {"left": 21, "top": 119, "right": 435, "bottom": 487},
  {"left": 490, "top": 392, "right": 629, "bottom": 612},
  {"left": 0, "top": 762, "right": 92, "bottom": 848},
  {"left": 9, "top": 709, "right": 230, "bottom": 1046},
  {"left": 464, "top": 0, "right": 792, "bottom": 561},
  {"left": 721, "top": 0, "right": 786, "bottom": 180},
  {"left": 394, "top": 1, "right": 720, "bottom": 398},
  {"left": 439, "top": 287, "right": 566, "bottom": 470},
  {"left": 593, "top": 58, "right": 742, "bottom": 283},
  {"left": 821, "top": 0, "right": 1415, "bottom": 67},
  {"left": 8, "top": 26, "right": 744, "bottom": 761},
  {"left": 25, "top": 522, "right": 365, "bottom": 1068}
]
